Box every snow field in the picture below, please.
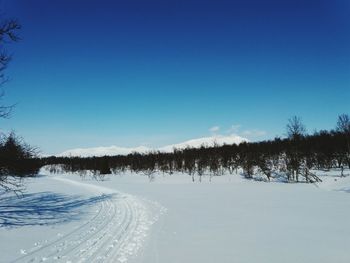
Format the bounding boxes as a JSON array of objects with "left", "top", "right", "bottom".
[
  {"left": 1, "top": 168, "right": 350, "bottom": 263},
  {"left": 6, "top": 176, "right": 165, "bottom": 263}
]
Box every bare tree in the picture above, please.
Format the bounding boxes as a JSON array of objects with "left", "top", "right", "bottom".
[
  {"left": 337, "top": 114, "right": 350, "bottom": 134},
  {"left": 286, "top": 116, "right": 306, "bottom": 140},
  {"left": 0, "top": 132, "right": 39, "bottom": 192},
  {"left": 143, "top": 167, "right": 156, "bottom": 182},
  {"left": 0, "top": 18, "right": 23, "bottom": 192},
  {"left": 285, "top": 116, "right": 306, "bottom": 182},
  {"left": 0, "top": 19, "right": 21, "bottom": 118},
  {"left": 336, "top": 114, "right": 350, "bottom": 171}
]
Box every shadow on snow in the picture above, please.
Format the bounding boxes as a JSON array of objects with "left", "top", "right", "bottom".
[{"left": 0, "top": 192, "right": 113, "bottom": 228}]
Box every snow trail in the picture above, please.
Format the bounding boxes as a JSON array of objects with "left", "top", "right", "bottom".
[{"left": 11, "top": 176, "right": 163, "bottom": 263}]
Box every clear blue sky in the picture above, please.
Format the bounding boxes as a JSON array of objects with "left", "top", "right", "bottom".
[{"left": 0, "top": 0, "right": 349, "bottom": 154}]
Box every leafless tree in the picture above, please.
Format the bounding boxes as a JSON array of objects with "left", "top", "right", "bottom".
[
  {"left": 285, "top": 116, "right": 306, "bottom": 182},
  {"left": 143, "top": 168, "right": 156, "bottom": 182},
  {"left": 336, "top": 114, "right": 350, "bottom": 172},
  {"left": 337, "top": 114, "right": 350, "bottom": 134},
  {"left": 0, "top": 132, "right": 39, "bottom": 192},
  {"left": 0, "top": 18, "right": 23, "bottom": 192},
  {"left": 286, "top": 116, "right": 306, "bottom": 140},
  {"left": 0, "top": 19, "right": 20, "bottom": 118}
]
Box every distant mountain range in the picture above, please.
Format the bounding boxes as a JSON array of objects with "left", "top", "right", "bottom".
[{"left": 57, "top": 134, "right": 248, "bottom": 157}]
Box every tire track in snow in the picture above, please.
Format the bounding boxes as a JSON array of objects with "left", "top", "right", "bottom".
[
  {"left": 11, "top": 200, "right": 107, "bottom": 262},
  {"left": 71, "top": 198, "right": 130, "bottom": 262},
  {"left": 11, "top": 176, "right": 165, "bottom": 263},
  {"left": 48, "top": 198, "right": 118, "bottom": 261}
]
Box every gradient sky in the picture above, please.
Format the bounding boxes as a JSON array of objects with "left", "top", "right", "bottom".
[{"left": 0, "top": 0, "right": 349, "bottom": 154}]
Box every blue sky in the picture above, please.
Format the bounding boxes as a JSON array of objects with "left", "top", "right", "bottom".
[{"left": 0, "top": 0, "right": 349, "bottom": 154}]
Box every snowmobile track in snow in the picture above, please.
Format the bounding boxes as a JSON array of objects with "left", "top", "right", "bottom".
[{"left": 11, "top": 177, "right": 159, "bottom": 263}]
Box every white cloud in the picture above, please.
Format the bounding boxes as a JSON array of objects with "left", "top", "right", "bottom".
[
  {"left": 225, "top": 124, "right": 266, "bottom": 139},
  {"left": 241, "top": 129, "right": 267, "bottom": 138},
  {"left": 209, "top": 126, "right": 220, "bottom": 133},
  {"left": 227, "top": 124, "right": 241, "bottom": 133}
]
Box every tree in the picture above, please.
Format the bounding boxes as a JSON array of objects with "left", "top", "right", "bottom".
[
  {"left": 337, "top": 114, "right": 350, "bottom": 135},
  {"left": 0, "top": 19, "right": 21, "bottom": 118},
  {"left": 285, "top": 116, "right": 306, "bottom": 182},
  {"left": 286, "top": 116, "right": 306, "bottom": 140},
  {"left": 0, "top": 18, "right": 40, "bottom": 192},
  {"left": 98, "top": 156, "right": 111, "bottom": 175},
  {"left": 0, "top": 18, "right": 21, "bottom": 191},
  {"left": 0, "top": 132, "right": 39, "bottom": 192},
  {"left": 336, "top": 114, "right": 350, "bottom": 171}
]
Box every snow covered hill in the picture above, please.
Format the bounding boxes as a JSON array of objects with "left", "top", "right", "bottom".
[
  {"left": 57, "top": 134, "right": 248, "bottom": 157},
  {"left": 58, "top": 145, "right": 151, "bottom": 158},
  {"left": 159, "top": 134, "right": 247, "bottom": 152}
]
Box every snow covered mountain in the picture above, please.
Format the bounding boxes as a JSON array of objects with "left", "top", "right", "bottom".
[
  {"left": 57, "top": 134, "right": 248, "bottom": 157},
  {"left": 159, "top": 134, "right": 247, "bottom": 152},
  {"left": 58, "top": 145, "right": 151, "bottom": 157}
]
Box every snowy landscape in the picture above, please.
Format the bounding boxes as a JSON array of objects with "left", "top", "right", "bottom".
[
  {"left": 0, "top": 1, "right": 349, "bottom": 262},
  {"left": 0, "top": 167, "right": 349, "bottom": 263}
]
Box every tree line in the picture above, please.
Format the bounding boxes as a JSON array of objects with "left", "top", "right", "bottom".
[
  {"left": 41, "top": 114, "right": 350, "bottom": 183},
  {"left": 0, "top": 113, "right": 349, "bottom": 189}
]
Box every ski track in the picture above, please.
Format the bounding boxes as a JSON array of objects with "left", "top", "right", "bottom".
[{"left": 11, "top": 177, "right": 165, "bottom": 263}]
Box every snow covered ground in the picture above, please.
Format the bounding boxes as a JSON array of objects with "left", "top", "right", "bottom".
[
  {"left": 0, "top": 174, "right": 164, "bottom": 263},
  {"left": 1, "top": 169, "right": 349, "bottom": 263}
]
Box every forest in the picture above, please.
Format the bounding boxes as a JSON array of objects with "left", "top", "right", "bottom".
[
  {"left": 1, "top": 114, "right": 349, "bottom": 190},
  {"left": 39, "top": 115, "right": 350, "bottom": 183}
]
